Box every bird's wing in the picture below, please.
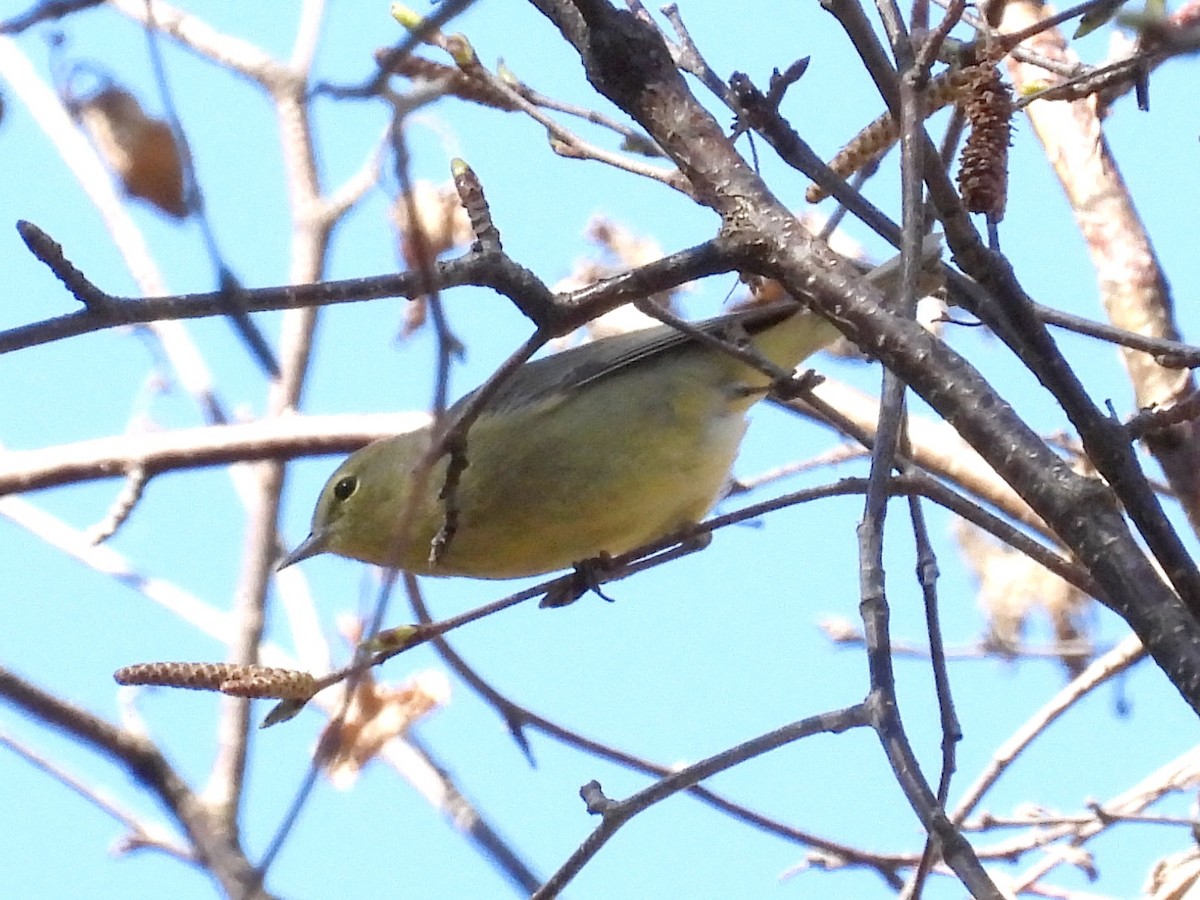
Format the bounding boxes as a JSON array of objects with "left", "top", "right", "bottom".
[
  {"left": 462, "top": 231, "right": 943, "bottom": 417},
  {"left": 470, "top": 301, "right": 804, "bottom": 416}
]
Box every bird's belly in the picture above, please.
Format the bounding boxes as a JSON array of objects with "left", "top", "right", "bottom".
[{"left": 429, "top": 387, "right": 748, "bottom": 579}]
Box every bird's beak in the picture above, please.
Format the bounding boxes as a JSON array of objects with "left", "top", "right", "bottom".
[{"left": 277, "top": 531, "right": 326, "bottom": 570}]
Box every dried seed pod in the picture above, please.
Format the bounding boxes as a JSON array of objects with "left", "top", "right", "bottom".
[
  {"left": 806, "top": 67, "right": 976, "bottom": 204},
  {"left": 957, "top": 63, "right": 1014, "bottom": 222},
  {"left": 114, "top": 661, "right": 318, "bottom": 700},
  {"left": 76, "top": 86, "right": 187, "bottom": 218},
  {"left": 115, "top": 661, "right": 244, "bottom": 691},
  {"left": 220, "top": 668, "right": 317, "bottom": 701}
]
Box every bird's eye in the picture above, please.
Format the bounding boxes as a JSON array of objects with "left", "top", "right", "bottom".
[{"left": 333, "top": 475, "right": 358, "bottom": 501}]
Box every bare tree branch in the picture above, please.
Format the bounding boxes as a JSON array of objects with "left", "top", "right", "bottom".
[{"left": 0, "top": 667, "right": 275, "bottom": 900}]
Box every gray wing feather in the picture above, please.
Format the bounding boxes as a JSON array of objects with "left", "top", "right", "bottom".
[
  {"left": 458, "top": 231, "right": 943, "bottom": 416},
  {"left": 470, "top": 302, "right": 802, "bottom": 416}
]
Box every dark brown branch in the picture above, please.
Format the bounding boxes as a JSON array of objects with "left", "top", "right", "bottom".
[
  {"left": 822, "top": 0, "right": 1200, "bottom": 674},
  {"left": 830, "top": 3, "right": 1200, "bottom": 628},
  {"left": 525, "top": 1, "right": 1200, "bottom": 891},
  {"left": 0, "top": 666, "right": 274, "bottom": 899},
  {"left": 1035, "top": 302, "right": 1200, "bottom": 368},
  {"left": 403, "top": 575, "right": 909, "bottom": 888},
  {"left": 532, "top": 704, "right": 872, "bottom": 899},
  {"left": 3, "top": 222, "right": 734, "bottom": 355},
  {"left": 837, "top": 0, "right": 1200, "bottom": 626}
]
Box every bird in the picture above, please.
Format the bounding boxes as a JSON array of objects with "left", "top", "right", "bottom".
[{"left": 279, "top": 240, "right": 938, "bottom": 582}]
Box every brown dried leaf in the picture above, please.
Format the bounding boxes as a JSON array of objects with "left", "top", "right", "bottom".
[
  {"left": 585, "top": 215, "right": 664, "bottom": 268},
  {"left": 954, "top": 519, "right": 1093, "bottom": 674},
  {"left": 392, "top": 180, "right": 472, "bottom": 268},
  {"left": 548, "top": 217, "right": 684, "bottom": 348},
  {"left": 320, "top": 668, "right": 451, "bottom": 789},
  {"left": 77, "top": 86, "right": 186, "bottom": 218}
]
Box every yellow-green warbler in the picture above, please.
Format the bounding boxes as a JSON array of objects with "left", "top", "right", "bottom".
[{"left": 280, "top": 241, "right": 937, "bottom": 580}]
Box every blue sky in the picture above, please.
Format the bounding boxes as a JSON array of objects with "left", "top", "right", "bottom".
[{"left": 2, "top": 2, "right": 1200, "bottom": 899}]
